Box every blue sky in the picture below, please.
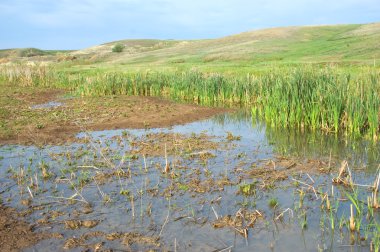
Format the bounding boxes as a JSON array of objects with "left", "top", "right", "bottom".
[{"left": 1, "top": 0, "right": 379, "bottom": 50}]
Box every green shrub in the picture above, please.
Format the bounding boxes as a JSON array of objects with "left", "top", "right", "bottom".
[
  {"left": 112, "top": 43, "right": 125, "bottom": 53},
  {"left": 18, "top": 48, "right": 46, "bottom": 57}
]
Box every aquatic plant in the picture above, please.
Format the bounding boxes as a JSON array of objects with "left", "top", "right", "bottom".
[{"left": 268, "top": 197, "right": 278, "bottom": 208}]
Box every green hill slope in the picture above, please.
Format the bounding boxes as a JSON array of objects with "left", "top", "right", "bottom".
[
  {"left": 69, "top": 23, "right": 378, "bottom": 68},
  {"left": 1, "top": 22, "right": 379, "bottom": 70}
]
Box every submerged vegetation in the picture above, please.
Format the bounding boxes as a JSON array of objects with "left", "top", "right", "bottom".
[{"left": 1, "top": 64, "right": 379, "bottom": 139}]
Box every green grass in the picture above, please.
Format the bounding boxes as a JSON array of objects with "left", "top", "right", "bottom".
[
  {"left": 3, "top": 64, "right": 378, "bottom": 139},
  {"left": 268, "top": 197, "right": 279, "bottom": 208}
]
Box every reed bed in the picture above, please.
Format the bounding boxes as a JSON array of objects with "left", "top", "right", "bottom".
[
  {"left": 253, "top": 68, "right": 380, "bottom": 140},
  {"left": 1, "top": 65, "right": 379, "bottom": 139}
]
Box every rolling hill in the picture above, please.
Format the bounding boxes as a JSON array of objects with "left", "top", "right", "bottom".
[{"left": 1, "top": 22, "right": 379, "bottom": 70}]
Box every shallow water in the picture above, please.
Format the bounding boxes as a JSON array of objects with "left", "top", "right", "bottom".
[
  {"left": 0, "top": 111, "right": 379, "bottom": 251},
  {"left": 31, "top": 101, "right": 63, "bottom": 109}
]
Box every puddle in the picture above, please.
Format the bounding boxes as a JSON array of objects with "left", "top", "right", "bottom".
[
  {"left": 31, "top": 101, "right": 63, "bottom": 109},
  {"left": 0, "top": 111, "right": 379, "bottom": 251}
]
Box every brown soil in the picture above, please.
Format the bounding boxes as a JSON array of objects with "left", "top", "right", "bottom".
[
  {"left": 0, "top": 85, "right": 230, "bottom": 145},
  {"left": 63, "top": 231, "right": 160, "bottom": 251},
  {"left": 243, "top": 156, "right": 336, "bottom": 186},
  {"left": 0, "top": 205, "right": 51, "bottom": 252},
  {"left": 128, "top": 132, "right": 221, "bottom": 156}
]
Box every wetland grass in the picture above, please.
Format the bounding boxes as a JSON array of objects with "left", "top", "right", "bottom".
[
  {"left": 268, "top": 197, "right": 279, "bottom": 208},
  {"left": 1, "top": 65, "right": 380, "bottom": 139}
]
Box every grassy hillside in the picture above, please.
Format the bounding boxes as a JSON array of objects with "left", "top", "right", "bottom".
[
  {"left": 0, "top": 48, "right": 74, "bottom": 64},
  {"left": 65, "top": 22, "right": 380, "bottom": 72},
  {"left": 1, "top": 22, "right": 379, "bottom": 72}
]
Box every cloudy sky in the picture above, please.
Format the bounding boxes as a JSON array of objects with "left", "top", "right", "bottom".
[{"left": 1, "top": 0, "right": 379, "bottom": 49}]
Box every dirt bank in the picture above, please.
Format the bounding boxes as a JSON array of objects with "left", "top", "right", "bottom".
[
  {"left": 0, "top": 83, "right": 230, "bottom": 145},
  {"left": 0, "top": 205, "right": 51, "bottom": 252}
]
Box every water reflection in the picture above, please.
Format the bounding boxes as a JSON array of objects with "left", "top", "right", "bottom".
[{"left": 213, "top": 111, "right": 380, "bottom": 173}]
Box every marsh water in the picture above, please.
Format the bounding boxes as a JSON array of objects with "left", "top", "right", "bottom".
[
  {"left": 0, "top": 111, "right": 379, "bottom": 251},
  {"left": 31, "top": 101, "right": 63, "bottom": 109}
]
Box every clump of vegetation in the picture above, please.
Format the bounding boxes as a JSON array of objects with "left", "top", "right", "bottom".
[
  {"left": 17, "top": 48, "right": 47, "bottom": 57},
  {"left": 239, "top": 181, "right": 257, "bottom": 196},
  {"left": 226, "top": 131, "right": 241, "bottom": 141},
  {"left": 268, "top": 197, "right": 279, "bottom": 208},
  {"left": 112, "top": 43, "right": 125, "bottom": 53}
]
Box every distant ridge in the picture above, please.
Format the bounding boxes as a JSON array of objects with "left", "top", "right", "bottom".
[{"left": 1, "top": 22, "right": 379, "bottom": 66}]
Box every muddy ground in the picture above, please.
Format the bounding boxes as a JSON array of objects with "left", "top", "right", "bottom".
[
  {"left": 0, "top": 82, "right": 229, "bottom": 145},
  {"left": 0, "top": 205, "right": 56, "bottom": 252}
]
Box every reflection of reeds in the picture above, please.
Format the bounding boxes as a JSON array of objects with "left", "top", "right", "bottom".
[
  {"left": 164, "top": 143, "right": 170, "bottom": 174},
  {"left": 130, "top": 194, "right": 135, "bottom": 218},
  {"left": 326, "top": 193, "right": 331, "bottom": 211},
  {"left": 372, "top": 169, "right": 380, "bottom": 209},
  {"left": 349, "top": 204, "right": 356, "bottom": 232}
]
